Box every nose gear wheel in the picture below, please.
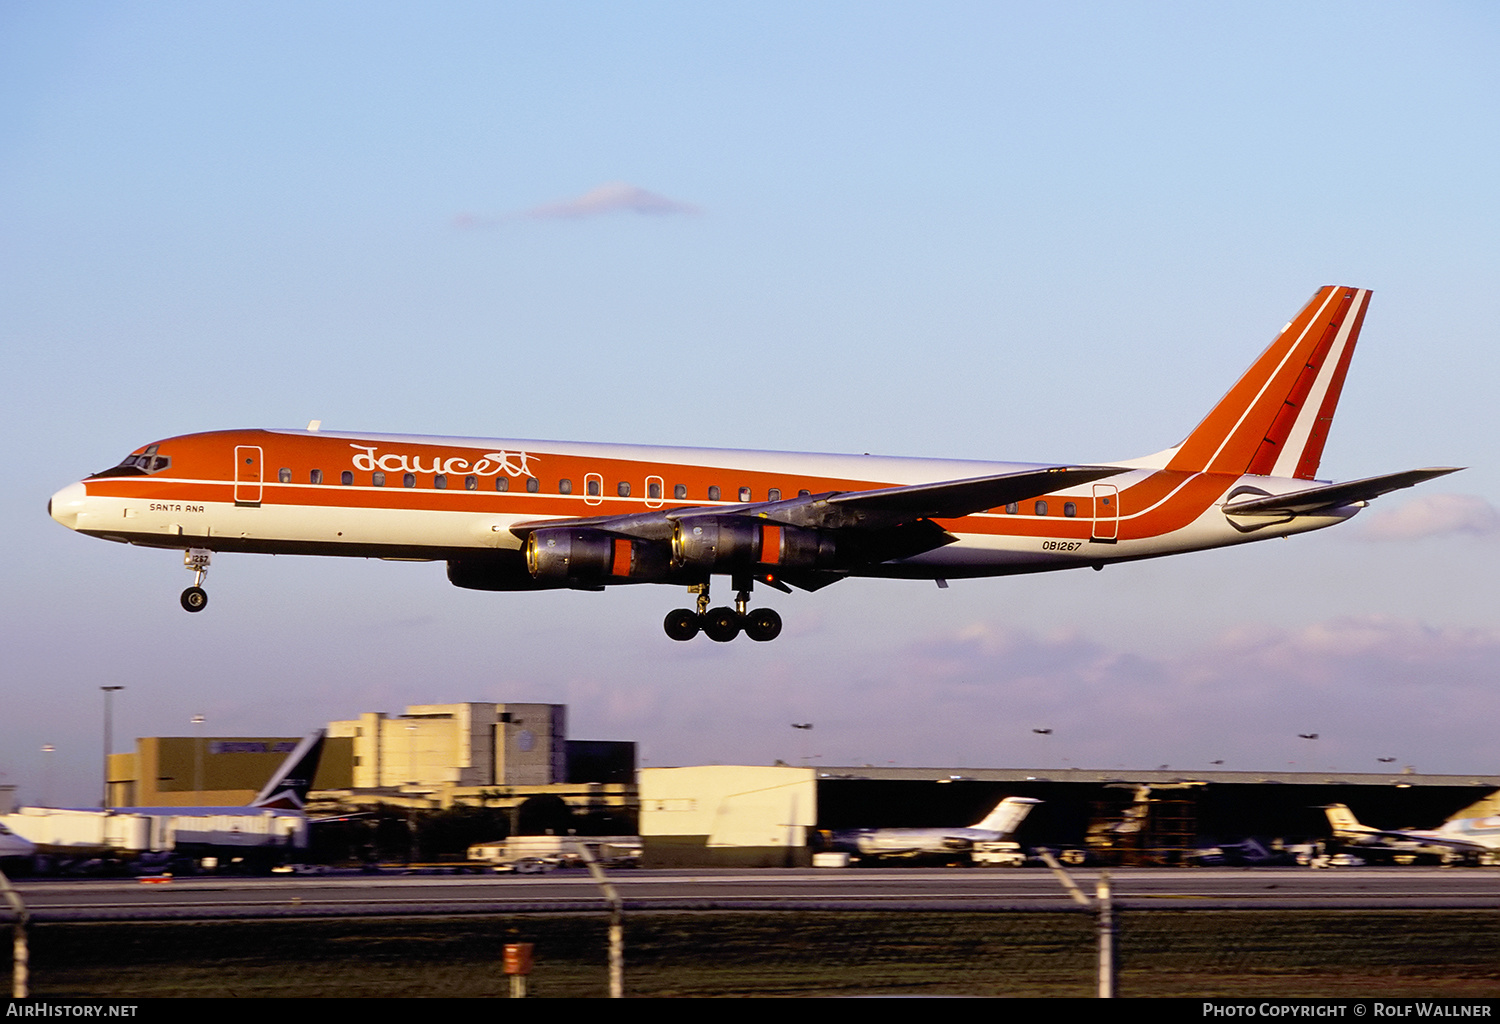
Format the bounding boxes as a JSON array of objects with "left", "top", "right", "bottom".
[{"left": 180, "top": 549, "right": 211, "bottom": 613}]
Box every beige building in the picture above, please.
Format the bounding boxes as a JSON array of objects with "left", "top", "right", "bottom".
[
  {"left": 640, "top": 764, "right": 817, "bottom": 867},
  {"left": 106, "top": 735, "right": 352, "bottom": 808},
  {"left": 328, "top": 703, "right": 566, "bottom": 790}
]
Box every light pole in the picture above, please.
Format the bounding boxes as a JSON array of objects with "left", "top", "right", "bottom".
[
  {"left": 100, "top": 686, "right": 124, "bottom": 810},
  {"left": 39, "top": 744, "right": 54, "bottom": 808},
  {"left": 192, "top": 714, "right": 206, "bottom": 803}
]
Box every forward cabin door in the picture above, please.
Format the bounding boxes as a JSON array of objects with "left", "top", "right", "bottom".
[
  {"left": 1091, "top": 483, "right": 1119, "bottom": 542},
  {"left": 234, "top": 446, "right": 263, "bottom": 507}
]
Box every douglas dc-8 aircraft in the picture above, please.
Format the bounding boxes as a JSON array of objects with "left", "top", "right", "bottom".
[{"left": 49, "top": 287, "right": 1456, "bottom": 642}]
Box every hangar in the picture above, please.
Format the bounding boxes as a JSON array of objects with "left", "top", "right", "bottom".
[{"left": 640, "top": 764, "right": 1500, "bottom": 867}]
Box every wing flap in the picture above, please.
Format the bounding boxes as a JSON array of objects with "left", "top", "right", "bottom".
[{"left": 1223, "top": 467, "right": 1462, "bottom": 517}]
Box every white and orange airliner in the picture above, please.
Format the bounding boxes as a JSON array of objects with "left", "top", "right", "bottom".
[{"left": 49, "top": 286, "right": 1456, "bottom": 642}]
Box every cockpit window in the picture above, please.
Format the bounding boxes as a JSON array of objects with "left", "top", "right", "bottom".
[{"left": 91, "top": 444, "right": 171, "bottom": 479}]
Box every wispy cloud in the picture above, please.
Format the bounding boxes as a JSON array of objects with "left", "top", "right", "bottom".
[
  {"left": 1359, "top": 493, "right": 1500, "bottom": 541},
  {"left": 454, "top": 182, "right": 702, "bottom": 228}
]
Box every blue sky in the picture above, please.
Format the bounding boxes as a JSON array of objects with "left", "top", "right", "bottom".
[{"left": 3, "top": 2, "right": 1497, "bottom": 806}]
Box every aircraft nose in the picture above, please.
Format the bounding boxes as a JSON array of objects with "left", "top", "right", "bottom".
[{"left": 49, "top": 481, "right": 87, "bottom": 530}]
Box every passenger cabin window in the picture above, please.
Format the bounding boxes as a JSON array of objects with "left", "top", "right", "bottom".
[
  {"left": 526, "top": 477, "right": 538, "bottom": 493},
  {"left": 768, "top": 488, "right": 781, "bottom": 502},
  {"left": 341, "top": 471, "right": 353, "bottom": 486},
  {"left": 496, "top": 477, "right": 509, "bottom": 492},
  {"left": 1034, "top": 500, "right": 1048, "bottom": 516},
  {"left": 798, "top": 489, "right": 811, "bottom": 497},
  {"left": 708, "top": 486, "right": 721, "bottom": 501},
  {"left": 585, "top": 478, "right": 600, "bottom": 497},
  {"left": 739, "top": 487, "right": 751, "bottom": 502},
  {"left": 310, "top": 469, "right": 323, "bottom": 485},
  {"left": 373, "top": 472, "right": 386, "bottom": 487},
  {"left": 1064, "top": 501, "right": 1076, "bottom": 517},
  {"left": 435, "top": 474, "right": 447, "bottom": 489},
  {"left": 617, "top": 481, "right": 630, "bottom": 497},
  {"left": 1005, "top": 502, "right": 1018, "bottom": 514},
  {"left": 278, "top": 467, "right": 292, "bottom": 484},
  {"left": 673, "top": 484, "right": 687, "bottom": 500},
  {"left": 403, "top": 473, "right": 416, "bottom": 488},
  {"left": 649, "top": 481, "right": 662, "bottom": 500},
  {"left": 559, "top": 479, "right": 572, "bottom": 494},
  {"left": 465, "top": 475, "right": 477, "bottom": 490}
]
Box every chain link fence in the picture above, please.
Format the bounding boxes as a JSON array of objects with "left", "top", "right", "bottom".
[{"left": 15, "top": 908, "right": 1500, "bottom": 998}]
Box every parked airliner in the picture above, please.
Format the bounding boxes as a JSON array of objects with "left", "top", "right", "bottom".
[
  {"left": 49, "top": 287, "right": 1456, "bottom": 641},
  {"left": 1325, "top": 804, "right": 1500, "bottom": 865},
  {"left": 820, "top": 796, "right": 1041, "bottom": 860}
]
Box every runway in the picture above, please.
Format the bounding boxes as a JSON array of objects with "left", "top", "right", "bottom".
[{"left": 12, "top": 867, "right": 1500, "bottom": 921}]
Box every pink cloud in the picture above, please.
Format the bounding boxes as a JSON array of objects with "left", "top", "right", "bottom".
[
  {"left": 523, "top": 182, "right": 702, "bottom": 219},
  {"left": 454, "top": 182, "right": 702, "bottom": 228},
  {"left": 1360, "top": 493, "right": 1499, "bottom": 541}
]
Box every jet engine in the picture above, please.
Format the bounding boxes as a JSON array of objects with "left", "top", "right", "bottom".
[
  {"left": 670, "top": 517, "right": 838, "bottom": 572},
  {"left": 524, "top": 527, "right": 670, "bottom": 583}
]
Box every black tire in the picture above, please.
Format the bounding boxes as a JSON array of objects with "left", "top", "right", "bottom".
[
  {"left": 181, "top": 586, "right": 208, "bottom": 613},
  {"left": 702, "top": 607, "right": 742, "bottom": 643},
  {"left": 744, "top": 608, "right": 783, "bottom": 642},
  {"left": 663, "top": 608, "right": 700, "bottom": 641}
]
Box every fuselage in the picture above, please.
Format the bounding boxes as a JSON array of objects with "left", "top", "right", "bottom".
[
  {"left": 49, "top": 427, "right": 1355, "bottom": 580},
  {"left": 832, "top": 826, "right": 1013, "bottom": 857}
]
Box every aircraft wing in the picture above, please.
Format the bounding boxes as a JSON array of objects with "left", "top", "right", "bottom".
[
  {"left": 511, "top": 465, "right": 1126, "bottom": 538},
  {"left": 816, "top": 466, "right": 1126, "bottom": 521},
  {"left": 1222, "top": 467, "right": 1462, "bottom": 517},
  {"left": 501, "top": 465, "right": 1123, "bottom": 593}
]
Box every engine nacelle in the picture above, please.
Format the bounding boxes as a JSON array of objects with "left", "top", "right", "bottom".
[
  {"left": 447, "top": 551, "right": 560, "bottom": 591},
  {"left": 524, "top": 528, "right": 669, "bottom": 583},
  {"left": 671, "top": 517, "right": 838, "bottom": 572}
]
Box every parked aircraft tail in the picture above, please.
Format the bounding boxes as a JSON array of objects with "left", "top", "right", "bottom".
[
  {"left": 249, "top": 730, "right": 325, "bottom": 811},
  {"left": 972, "top": 796, "right": 1042, "bottom": 836},
  {"left": 1164, "top": 286, "right": 1371, "bottom": 479},
  {"left": 1323, "top": 803, "right": 1377, "bottom": 838}
]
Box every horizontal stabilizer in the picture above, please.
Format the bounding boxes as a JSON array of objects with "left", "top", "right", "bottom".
[
  {"left": 827, "top": 466, "right": 1125, "bottom": 520},
  {"left": 1223, "top": 468, "right": 1462, "bottom": 517}
]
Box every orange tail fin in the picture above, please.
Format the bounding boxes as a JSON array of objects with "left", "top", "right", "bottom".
[{"left": 1167, "top": 286, "right": 1371, "bottom": 479}]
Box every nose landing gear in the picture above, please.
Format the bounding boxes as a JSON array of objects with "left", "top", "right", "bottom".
[
  {"left": 663, "top": 578, "right": 783, "bottom": 642},
  {"left": 180, "top": 548, "right": 210, "bottom": 613}
]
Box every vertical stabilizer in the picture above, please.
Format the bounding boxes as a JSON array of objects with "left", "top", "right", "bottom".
[
  {"left": 972, "top": 796, "right": 1042, "bottom": 836},
  {"left": 1167, "top": 287, "right": 1371, "bottom": 479},
  {"left": 1324, "top": 803, "right": 1375, "bottom": 837},
  {"left": 249, "top": 730, "right": 326, "bottom": 811}
]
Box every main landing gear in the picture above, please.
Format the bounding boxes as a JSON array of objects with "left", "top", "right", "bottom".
[
  {"left": 180, "top": 548, "right": 210, "bottom": 613},
  {"left": 664, "top": 579, "right": 783, "bottom": 643}
]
